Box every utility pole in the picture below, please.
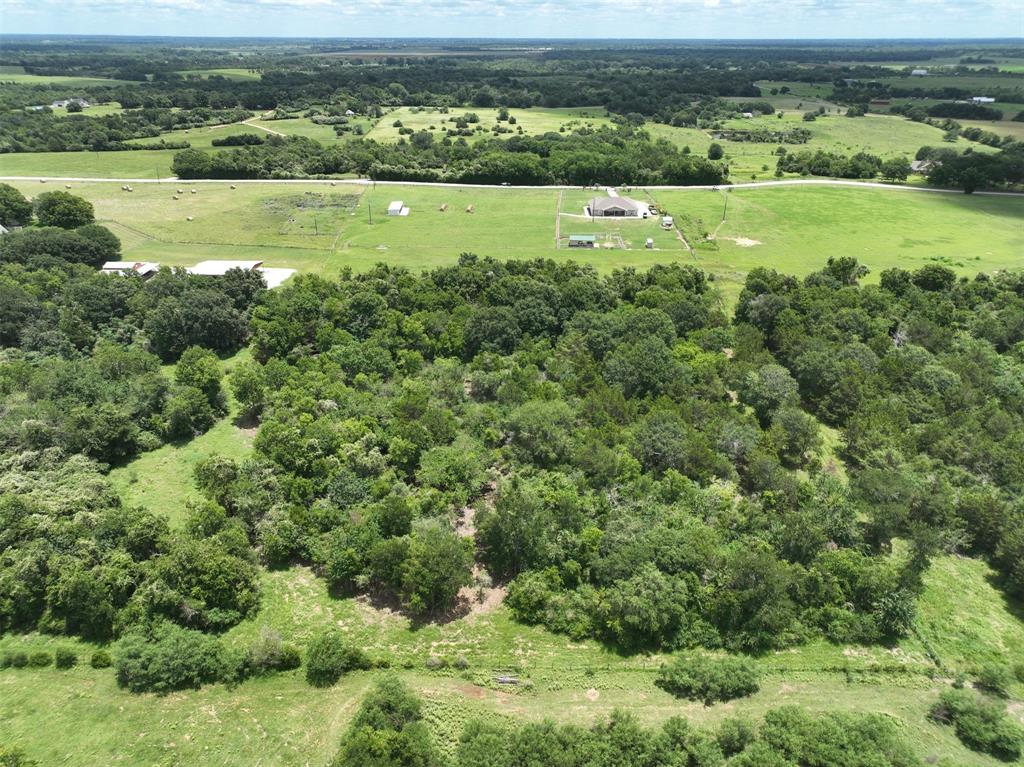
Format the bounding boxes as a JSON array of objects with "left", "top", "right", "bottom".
[{"left": 721, "top": 189, "right": 729, "bottom": 222}]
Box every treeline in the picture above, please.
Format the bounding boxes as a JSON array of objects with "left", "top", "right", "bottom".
[
  {"left": 922, "top": 142, "right": 1024, "bottom": 192},
  {"left": 331, "top": 675, "right": 926, "bottom": 767},
  {"left": 171, "top": 127, "right": 728, "bottom": 186},
  {"left": 0, "top": 107, "right": 251, "bottom": 153}
]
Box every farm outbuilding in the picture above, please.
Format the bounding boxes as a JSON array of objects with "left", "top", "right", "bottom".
[
  {"left": 568, "top": 235, "right": 597, "bottom": 248},
  {"left": 588, "top": 197, "right": 644, "bottom": 217},
  {"left": 387, "top": 200, "right": 410, "bottom": 216},
  {"left": 101, "top": 261, "right": 160, "bottom": 279}
]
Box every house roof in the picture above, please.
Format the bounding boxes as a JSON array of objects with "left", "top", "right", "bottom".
[
  {"left": 387, "top": 200, "right": 404, "bottom": 210},
  {"left": 589, "top": 197, "right": 641, "bottom": 214},
  {"left": 188, "top": 260, "right": 263, "bottom": 276},
  {"left": 101, "top": 261, "right": 159, "bottom": 275},
  {"left": 569, "top": 235, "right": 596, "bottom": 242}
]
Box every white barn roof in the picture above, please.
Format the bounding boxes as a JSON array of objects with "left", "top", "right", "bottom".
[{"left": 188, "top": 260, "right": 264, "bottom": 276}]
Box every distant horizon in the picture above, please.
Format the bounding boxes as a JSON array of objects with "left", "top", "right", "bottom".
[
  {"left": 2, "top": 0, "right": 1021, "bottom": 42},
  {"left": 1, "top": 33, "right": 1021, "bottom": 43}
]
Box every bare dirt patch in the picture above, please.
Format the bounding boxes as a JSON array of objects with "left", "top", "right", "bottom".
[{"left": 585, "top": 688, "right": 600, "bottom": 702}]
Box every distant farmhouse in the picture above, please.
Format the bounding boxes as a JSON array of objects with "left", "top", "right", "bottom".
[
  {"left": 51, "top": 97, "right": 90, "bottom": 109},
  {"left": 971, "top": 96, "right": 996, "bottom": 104},
  {"left": 910, "top": 69, "right": 929, "bottom": 77},
  {"left": 587, "top": 197, "right": 648, "bottom": 218}
]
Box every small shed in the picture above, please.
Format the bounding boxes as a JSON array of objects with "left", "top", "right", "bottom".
[
  {"left": 911, "top": 69, "right": 929, "bottom": 77},
  {"left": 568, "top": 235, "right": 597, "bottom": 249},
  {"left": 661, "top": 216, "right": 674, "bottom": 229},
  {"left": 387, "top": 200, "right": 409, "bottom": 216}
]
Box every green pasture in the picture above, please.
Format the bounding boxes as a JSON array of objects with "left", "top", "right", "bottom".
[
  {"left": 1, "top": 550, "right": 1019, "bottom": 767},
  {"left": 5, "top": 180, "right": 1022, "bottom": 307},
  {"left": 653, "top": 185, "right": 1024, "bottom": 300},
  {"left": 0, "top": 150, "right": 180, "bottom": 178},
  {"left": 960, "top": 118, "right": 1024, "bottom": 140},
  {"left": 874, "top": 73, "right": 1024, "bottom": 97},
  {"left": 247, "top": 114, "right": 376, "bottom": 144},
  {"left": 366, "top": 105, "right": 613, "bottom": 143},
  {"left": 0, "top": 65, "right": 133, "bottom": 87},
  {"left": 125, "top": 122, "right": 268, "bottom": 149},
  {"left": 175, "top": 67, "right": 263, "bottom": 81},
  {"left": 720, "top": 111, "right": 985, "bottom": 157}
]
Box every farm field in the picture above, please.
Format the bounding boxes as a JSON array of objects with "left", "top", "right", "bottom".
[
  {"left": 175, "top": 67, "right": 263, "bottom": 80},
  {"left": 0, "top": 550, "right": 1019, "bottom": 767},
  {"left": 5, "top": 179, "right": 1021, "bottom": 306},
  {"left": 247, "top": 114, "right": 376, "bottom": 144},
  {"left": 0, "top": 149, "right": 181, "bottom": 178},
  {"left": 652, "top": 185, "right": 1024, "bottom": 299},
  {"left": 366, "top": 105, "right": 613, "bottom": 143},
  {"left": 0, "top": 64, "right": 132, "bottom": 87}
]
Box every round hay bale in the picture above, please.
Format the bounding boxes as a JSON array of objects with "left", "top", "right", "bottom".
[
  {"left": 186, "top": 216, "right": 194, "bottom": 221},
  {"left": 190, "top": 189, "right": 197, "bottom": 194}
]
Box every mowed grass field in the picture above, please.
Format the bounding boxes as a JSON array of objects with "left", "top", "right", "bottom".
[
  {"left": 6, "top": 179, "right": 1021, "bottom": 306},
  {"left": 651, "top": 185, "right": 1024, "bottom": 300},
  {"left": 0, "top": 65, "right": 133, "bottom": 87},
  {"left": 366, "top": 105, "right": 613, "bottom": 143},
  {"left": 1, "top": 551, "right": 1019, "bottom": 767}
]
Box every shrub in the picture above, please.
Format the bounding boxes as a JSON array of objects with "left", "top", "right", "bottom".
[
  {"left": 931, "top": 689, "right": 1024, "bottom": 761},
  {"left": 54, "top": 648, "right": 77, "bottom": 669},
  {"left": 655, "top": 654, "right": 760, "bottom": 704},
  {"left": 3, "top": 651, "right": 29, "bottom": 669},
  {"left": 0, "top": 746, "right": 38, "bottom": 767},
  {"left": 454, "top": 655, "right": 469, "bottom": 670},
  {"left": 305, "top": 630, "right": 370, "bottom": 688},
  {"left": 115, "top": 625, "right": 228, "bottom": 694},
  {"left": 425, "top": 655, "right": 448, "bottom": 671},
  {"left": 244, "top": 628, "right": 301, "bottom": 676},
  {"left": 28, "top": 652, "right": 52, "bottom": 668},
  {"left": 90, "top": 650, "right": 113, "bottom": 669},
  {"left": 1014, "top": 662, "right": 1024, "bottom": 683},
  {"left": 717, "top": 715, "right": 756, "bottom": 755},
  {"left": 975, "top": 663, "right": 1014, "bottom": 698}
]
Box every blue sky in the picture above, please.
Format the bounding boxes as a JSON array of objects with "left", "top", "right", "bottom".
[{"left": 2, "top": 0, "right": 1021, "bottom": 39}]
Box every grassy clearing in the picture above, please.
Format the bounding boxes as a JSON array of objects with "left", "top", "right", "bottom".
[
  {"left": 108, "top": 349, "right": 255, "bottom": 527},
  {"left": 366, "top": 105, "right": 612, "bottom": 143},
  {"left": 1, "top": 550, "right": 1019, "bottom": 767},
  {"left": 248, "top": 115, "right": 376, "bottom": 144},
  {"left": 175, "top": 68, "right": 264, "bottom": 81},
  {"left": 125, "top": 122, "right": 268, "bottom": 149},
  {"left": 50, "top": 102, "right": 125, "bottom": 118}
]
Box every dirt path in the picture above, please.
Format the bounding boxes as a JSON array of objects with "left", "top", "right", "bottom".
[{"left": 242, "top": 119, "right": 286, "bottom": 137}]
